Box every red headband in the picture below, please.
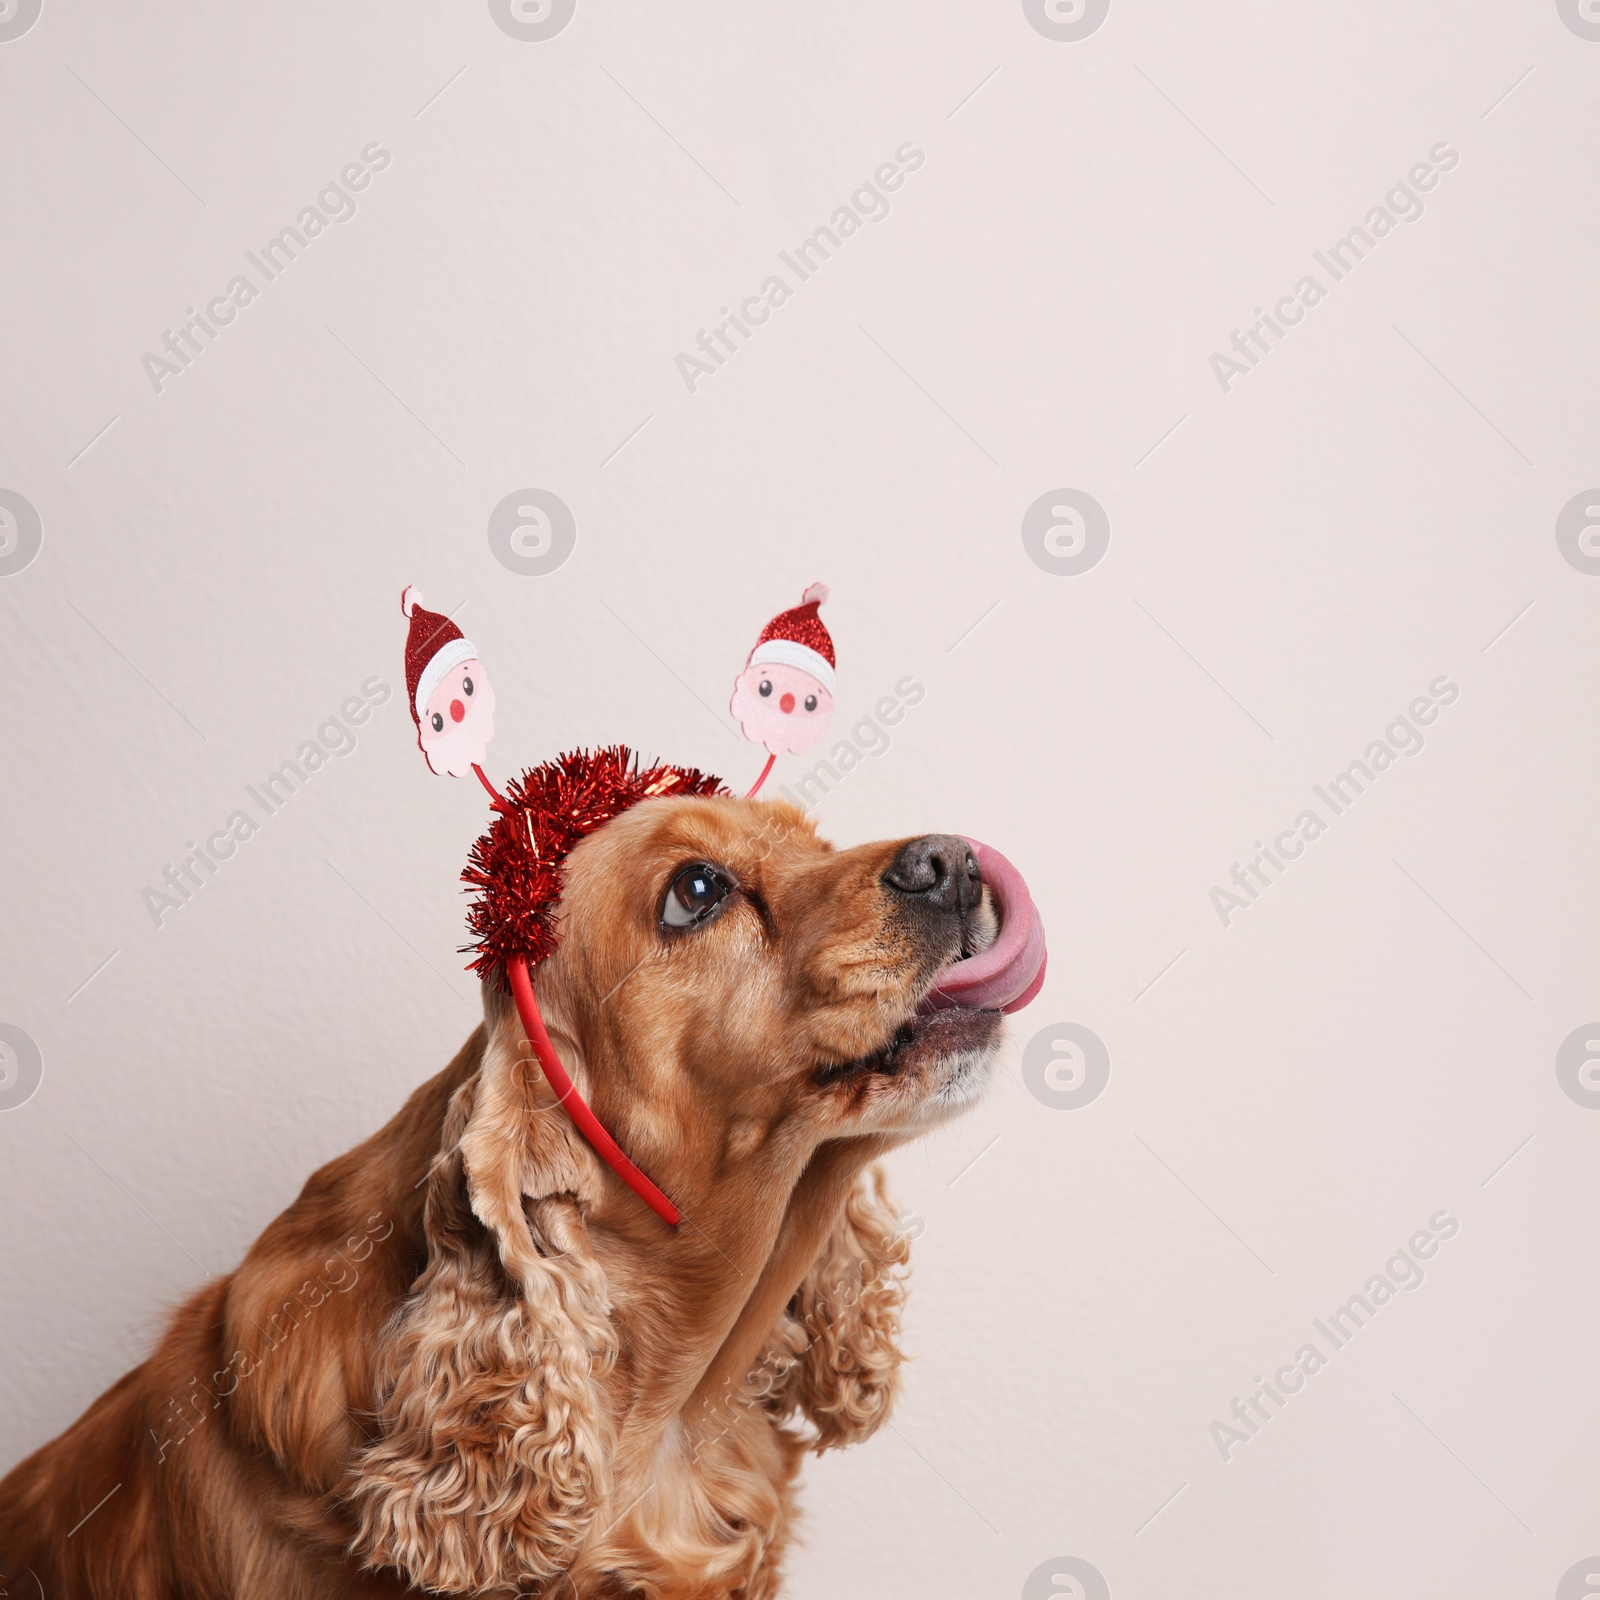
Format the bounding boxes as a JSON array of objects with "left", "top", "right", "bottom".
[{"left": 462, "top": 748, "right": 726, "bottom": 1227}]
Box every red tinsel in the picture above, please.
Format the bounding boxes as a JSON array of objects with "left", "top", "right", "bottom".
[{"left": 462, "top": 745, "right": 725, "bottom": 979}]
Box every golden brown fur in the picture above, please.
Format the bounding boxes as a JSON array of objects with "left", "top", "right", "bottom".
[{"left": 0, "top": 798, "right": 1001, "bottom": 1597}]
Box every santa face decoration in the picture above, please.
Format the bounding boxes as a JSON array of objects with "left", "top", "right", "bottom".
[
  {"left": 731, "top": 582, "right": 837, "bottom": 760},
  {"left": 401, "top": 586, "right": 497, "bottom": 779},
  {"left": 731, "top": 661, "right": 833, "bottom": 755},
  {"left": 419, "top": 656, "right": 496, "bottom": 777}
]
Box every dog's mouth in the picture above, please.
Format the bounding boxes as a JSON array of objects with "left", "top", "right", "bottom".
[
  {"left": 922, "top": 838, "right": 1048, "bottom": 1015},
  {"left": 812, "top": 1006, "right": 1001, "bottom": 1089}
]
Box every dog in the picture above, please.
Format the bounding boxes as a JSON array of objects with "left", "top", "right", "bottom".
[{"left": 0, "top": 797, "right": 1022, "bottom": 1598}]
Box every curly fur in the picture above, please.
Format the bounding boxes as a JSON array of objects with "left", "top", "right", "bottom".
[
  {"left": 349, "top": 1024, "right": 618, "bottom": 1593},
  {"left": 782, "top": 1167, "right": 911, "bottom": 1450}
]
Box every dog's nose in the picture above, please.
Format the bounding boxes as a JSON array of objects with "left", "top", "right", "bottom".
[
  {"left": 449, "top": 698, "right": 465, "bottom": 723},
  {"left": 883, "top": 834, "right": 982, "bottom": 917}
]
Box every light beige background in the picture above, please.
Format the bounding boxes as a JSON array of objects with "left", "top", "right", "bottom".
[{"left": 2, "top": 3, "right": 1597, "bottom": 1596}]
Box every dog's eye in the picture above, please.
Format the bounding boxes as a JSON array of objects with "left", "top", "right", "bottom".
[
  {"left": 661, "top": 863, "right": 732, "bottom": 930},
  {"left": 430, "top": 712, "right": 444, "bottom": 732},
  {"left": 758, "top": 679, "right": 773, "bottom": 698},
  {"left": 462, "top": 675, "right": 474, "bottom": 696},
  {"left": 804, "top": 693, "right": 817, "bottom": 711}
]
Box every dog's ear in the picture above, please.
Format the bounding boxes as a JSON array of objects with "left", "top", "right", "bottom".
[
  {"left": 348, "top": 992, "right": 616, "bottom": 1594},
  {"left": 784, "top": 1164, "right": 911, "bottom": 1450}
]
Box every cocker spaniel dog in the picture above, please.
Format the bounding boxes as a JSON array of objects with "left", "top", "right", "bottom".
[{"left": 0, "top": 794, "right": 1042, "bottom": 1598}]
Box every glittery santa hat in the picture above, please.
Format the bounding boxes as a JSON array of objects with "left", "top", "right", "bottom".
[
  {"left": 400, "top": 585, "right": 479, "bottom": 725},
  {"left": 747, "top": 582, "right": 835, "bottom": 692}
]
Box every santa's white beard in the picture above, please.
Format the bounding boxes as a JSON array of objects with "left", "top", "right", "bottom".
[{"left": 420, "top": 709, "right": 495, "bottom": 777}]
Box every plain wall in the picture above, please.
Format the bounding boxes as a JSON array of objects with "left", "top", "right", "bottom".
[{"left": 2, "top": 2, "right": 1597, "bottom": 1596}]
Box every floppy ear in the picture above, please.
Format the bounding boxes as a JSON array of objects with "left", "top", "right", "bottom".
[
  {"left": 348, "top": 991, "right": 617, "bottom": 1594},
  {"left": 782, "top": 1164, "right": 911, "bottom": 1450}
]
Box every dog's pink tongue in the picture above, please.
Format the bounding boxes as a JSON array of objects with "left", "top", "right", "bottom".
[{"left": 924, "top": 838, "right": 1047, "bottom": 1014}]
